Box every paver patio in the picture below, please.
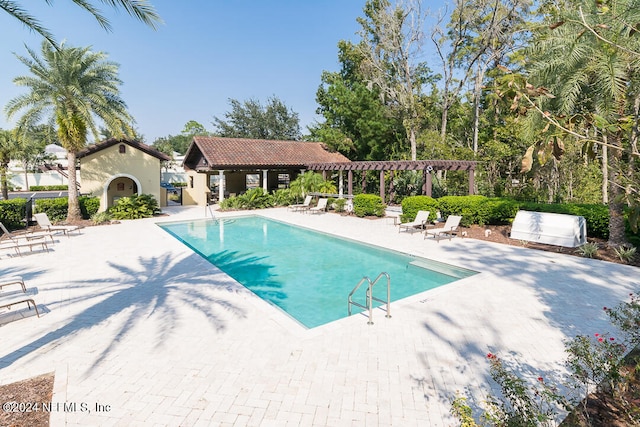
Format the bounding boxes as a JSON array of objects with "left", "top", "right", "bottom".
[{"left": 0, "top": 206, "right": 637, "bottom": 426}]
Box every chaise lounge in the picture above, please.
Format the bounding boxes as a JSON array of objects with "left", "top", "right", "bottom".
[
  {"left": 424, "top": 215, "right": 462, "bottom": 242},
  {"left": 34, "top": 213, "right": 80, "bottom": 236},
  {"left": 399, "top": 210, "right": 430, "bottom": 233}
]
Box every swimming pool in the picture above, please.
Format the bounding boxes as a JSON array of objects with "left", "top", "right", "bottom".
[{"left": 159, "top": 216, "right": 477, "bottom": 328}]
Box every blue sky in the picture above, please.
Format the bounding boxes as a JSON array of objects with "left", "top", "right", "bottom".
[{"left": 0, "top": 1, "right": 446, "bottom": 143}]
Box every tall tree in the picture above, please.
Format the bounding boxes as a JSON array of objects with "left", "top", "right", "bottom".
[
  {"left": 357, "top": 0, "right": 433, "bottom": 160},
  {"left": 311, "top": 40, "right": 405, "bottom": 160},
  {"left": 1, "top": 0, "right": 161, "bottom": 45},
  {"left": 6, "top": 40, "right": 134, "bottom": 222},
  {"left": 212, "top": 97, "right": 301, "bottom": 140},
  {"left": 514, "top": 0, "right": 640, "bottom": 245}
]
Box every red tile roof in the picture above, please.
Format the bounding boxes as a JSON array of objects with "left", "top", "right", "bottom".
[
  {"left": 185, "top": 137, "right": 350, "bottom": 169},
  {"left": 77, "top": 138, "right": 171, "bottom": 161}
]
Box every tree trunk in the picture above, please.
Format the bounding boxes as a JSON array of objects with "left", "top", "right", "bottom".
[
  {"left": 66, "top": 151, "right": 82, "bottom": 222},
  {"left": 606, "top": 134, "right": 626, "bottom": 247},
  {"left": 22, "top": 160, "right": 30, "bottom": 191},
  {"left": 409, "top": 125, "right": 417, "bottom": 161},
  {"left": 601, "top": 137, "right": 608, "bottom": 204},
  {"left": 0, "top": 163, "right": 8, "bottom": 200}
]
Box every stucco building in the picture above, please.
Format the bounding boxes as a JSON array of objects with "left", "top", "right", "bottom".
[{"left": 77, "top": 138, "right": 171, "bottom": 212}]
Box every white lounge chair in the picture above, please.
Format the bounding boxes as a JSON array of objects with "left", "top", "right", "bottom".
[
  {"left": 309, "top": 198, "right": 328, "bottom": 214},
  {"left": 399, "top": 210, "right": 430, "bottom": 233},
  {"left": 288, "top": 195, "right": 313, "bottom": 212},
  {"left": 0, "top": 222, "right": 52, "bottom": 256},
  {"left": 33, "top": 213, "right": 80, "bottom": 236},
  {"left": 424, "top": 215, "right": 462, "bottom": 241}
]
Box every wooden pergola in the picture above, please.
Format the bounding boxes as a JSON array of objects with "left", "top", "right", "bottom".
[{"left": 305, "top": 160, "right": 478, "bottom": 202}]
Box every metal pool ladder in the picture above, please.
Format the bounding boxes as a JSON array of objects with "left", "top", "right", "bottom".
[{"left": 347, "top": 272, "right": 391, "bottom": 325}]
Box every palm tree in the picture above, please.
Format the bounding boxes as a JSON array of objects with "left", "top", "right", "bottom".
[
  {"left": 6, "top": 40, "right": 134, "bottom": 222},
  {"left": 525, "top": 0, "right": 640, "bottom": 246},
  {"left": 0, "top": 0, "right": 161, "bottom": 45}
]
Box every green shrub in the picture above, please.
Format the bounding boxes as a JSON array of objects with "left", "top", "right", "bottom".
[
  {"left": 29, "top": 185, "right": 68, "bottom": 191},
  {"left": 576, "top": 242, "right": 599, "bottom": 258},
  {"left": 272, "top": 189, "right": 294, "bottom": 206},
  {"left": 219, "top": 188, "right": 274, "bottom": 210},
  {"left": 0, "top": 198, "right": 28, "bottom": 230},
  {"left": 438, "top": 195, "right": 489, "bottom": 226},
  {"left": 80, "top": 196, "right": 100, "bottom": 218},
  {"left": 353, "top": 194, "right": 385, "bottom": 217},
  {"left": 34, "top": 196, "right": 100, "bottom": 221},
  {"left": 333, "top": 198, "right": 347, "bottom": 213},
  {"left": 400, "top": 196, "right": 439, "bottom": 223},
  {"left": 91, "top": 211, "right": 111, "bottom": 225},
  {"left": 34, "top": 198, "right": 68, "bottom": 222},
  {"left": 109, "top": 194, "right": 160, "bottom": 219}
]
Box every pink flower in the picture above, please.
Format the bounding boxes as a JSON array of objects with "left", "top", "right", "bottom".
[
  {"left": 598, "top": 338, "right": 604, "bottom": 342},
  {"left": 595, "top": 333, "right": 600, "bottom": 337},
  {"left": 537, "top": 376, "right": 544, "bottom": 382},
  {"left": 603, "top": 306, "right": 608, "bottom": 310},
  {"left": 487, "top": 353, "right": 496, "bottom": 359},
  {"left": 610, "top": 337, "right": 615, "bottom": 341}
]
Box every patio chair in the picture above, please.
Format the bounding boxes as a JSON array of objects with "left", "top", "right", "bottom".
[
  {"left": 0, "top": 276, "right": 26, "bottom": 293},
  {"left": 288, "top": 195, "right": 313, "bottom": 212},
  {"left": 398, "top": 210, "right": 430, "bottom": 233},
  {"left": 0, "top": 295, "right": 40, "bottom": 318},
  {"left": 309, "top": 198, "right": 328, "bottom": 214},
  {"left": 424, "top": 215, "right": 462, "bottom": 242},
  {"left": 0, "top": 222, "right": 51, "bottom": 256},
  {"left": 0, "top": 221, "right": 55, "bottom": 243},
  {"left": 33, "top": 213, "right": 80, "bottom": 236}
]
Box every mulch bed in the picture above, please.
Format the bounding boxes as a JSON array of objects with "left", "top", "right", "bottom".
[{"left": 0, "top": 373, "right": 54, "bottom": 427}]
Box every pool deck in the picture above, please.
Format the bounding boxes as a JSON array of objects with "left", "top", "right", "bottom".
[{"left": 0, "top": 206, "right": 637, "bottom": 426}]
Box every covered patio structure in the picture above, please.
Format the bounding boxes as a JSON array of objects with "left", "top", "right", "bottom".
[{"left": 306, "top": 160, "right": 478, "bottom": 203}]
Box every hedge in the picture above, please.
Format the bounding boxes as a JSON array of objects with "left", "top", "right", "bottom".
[
  {"left": 29, "top": 185, "right": 68, "bottom": 191},
  {"left": 353, "top": 194, "right": 386, "bottom": 217},
  {"left": 34, "top": 196, "right": 100, "bottom": 221},
  {"left": 400, "top": 196, "right": 439, "bottom": 223},
  {"left": 0, "top": 198, "right": 28, "bottom": 230}
]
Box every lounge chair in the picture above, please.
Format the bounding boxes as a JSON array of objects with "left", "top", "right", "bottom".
[
  {"left": 288, "top": 195, "right": 313, "bottom": 212},
  {"left": 0, "top": 222, "right": 51, "bottom": 256},
  {"left": 0, "top": 221, "right": 55, "bottom": 243},
  {"left": 0, "top": 276, "right": 26, "bottom": 293},
  {"left": 424, "top": 215, "right": 462, "bottom": 241},
  {"left": 33, "top": 213, "right": 80, "bottom": 236},
  {"left": 309, "top": 198, "right": 328, "bottom": 214},
  {"left": 399, "top": 210, "right": 430, "bottom": 233},
  {"left": 0, "top": 295, "right": 40, "bottom": 318}
]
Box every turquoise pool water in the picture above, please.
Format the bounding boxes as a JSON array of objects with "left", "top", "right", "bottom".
[{"left": 159, "top": 216, "right": 477, "bottom": 328}]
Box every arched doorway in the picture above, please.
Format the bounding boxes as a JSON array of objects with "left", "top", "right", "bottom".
[{"left": 104, "top": 174, "right": 141, "bottom": 209}]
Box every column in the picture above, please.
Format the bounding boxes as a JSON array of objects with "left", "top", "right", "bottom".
[
  {"left": 379, "top": 170, "right": 385, "bottom": 203},
  {"left": 218, "top": 170, "right": 225, "bottom": 202},
  {"left": 339, "top": 171, "right": 344, "bottom": 198},
  {"left": 348, "top": 170, "right": 353, "bottom": 197},
  {"left": 262, "top": 169, "right": 268, "bottom": 192},
  {"left": 468, "top": 168, "right": 475, "bottom": 195}
]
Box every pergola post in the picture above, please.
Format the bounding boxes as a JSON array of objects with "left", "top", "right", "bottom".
[
  {"left": 348, "top": 170, "right": 353, "bottom": 197},
  {"left": 389, "top": 170, "right": 395, "bottom": 203},
  {"left": 468, "top": 168, "right": 475, "bottom": 195},
  {"left": 339, "top": 171, "right": 344, "bottom": 198},
  {"left": 322, "top": 170, "right": 327, "bottom": 180},
  {"left": 425, "top": 169, "right": 432, "bottom": 197},
  {"left": 379, "top": 170, "right": 385, "bottom": 203},
  {"left": 361, "top": 171, "right": 366, "bottom": 193}
]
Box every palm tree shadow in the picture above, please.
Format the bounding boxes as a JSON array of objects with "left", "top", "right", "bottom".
[{"left": 0, "top": 250, "right": 283, "bottom": 377}]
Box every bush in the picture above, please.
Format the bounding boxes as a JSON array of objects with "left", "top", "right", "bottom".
[
  {"left": 0, "top": 198, "right": 28, "bottom": 230},
  {"left": 34, "top": 196, "right": 100, "bottom": 221},
  {"left": 400, "top": 196, "right": 439, "bottom": 223},
  {"left": 219, "top": 188, "right": 274, "bottom": 210},
  {"left": 109, "top": 194, "right": 160, "bottom": 219},
  {"left": 272, "top": 189, "right": 294, "bottom": 206},
  {"left": 333, "top": 198, "right": 347, "bottom": 213},
  {"left": 353, "top": 194, "right": 385, "bottom": 217},
  {"left": 29, "top": 185, "right": 68, "bottom": 191},
  {"left": 91, "top": 211, "right": 111, "bottom": 225},
  {"left": 34, "top": 198, "right": 68, "bottom": 222}
]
